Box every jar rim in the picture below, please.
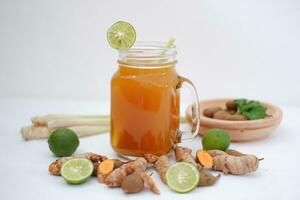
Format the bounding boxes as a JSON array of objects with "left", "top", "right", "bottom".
[
  {"left": 118, "top": 41, "right": 177, "bottom": 66},
  {"left": 118, "top": 41, "right": 176, "bottom": 53}
]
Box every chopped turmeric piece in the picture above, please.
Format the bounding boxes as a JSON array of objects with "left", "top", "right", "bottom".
[
  {"left": 98, "top": 159, "right": 115, "bottom": 175},
  {"left": 196, "top": 150, "right": 213, "bottom": 168}
]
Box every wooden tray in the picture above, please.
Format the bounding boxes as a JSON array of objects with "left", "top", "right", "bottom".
[{"left": 185, "top": 99, "right": 283, "bottom": 142}]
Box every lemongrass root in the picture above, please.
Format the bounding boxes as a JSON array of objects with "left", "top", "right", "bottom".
[
  {"left": 21, "top": 125, "right": 50, "bottom": 140},
  {"left": 21, "top": 125, "right": 109, "bottom": 140}
]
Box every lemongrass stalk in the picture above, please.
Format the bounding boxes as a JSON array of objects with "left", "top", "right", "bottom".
[
  {"left": 68, "top": 125, "right": 109, "bottom": 138},
  {"left": 47, "top": 117, "right": 110, "bottom": 131},
  {"left": 31, "top": 114, "right": 108, "bottom": 126}
]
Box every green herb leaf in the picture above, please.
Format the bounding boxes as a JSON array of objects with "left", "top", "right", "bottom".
[{"left": 233, "top": 99, "right": 267, "bottom": 120}]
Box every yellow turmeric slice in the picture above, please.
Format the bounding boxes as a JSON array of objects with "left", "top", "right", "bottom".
[
  {"left": 196, "top": 150, "right": 213, "bottom": 168},
  {"left": 98, "top": 159, "right": 115, "bottom": 175}
]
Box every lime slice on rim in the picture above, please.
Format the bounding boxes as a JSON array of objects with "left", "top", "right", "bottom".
[
  {"left": 61, "top": 158, "right": 93, "bottom": 184},
  {"left": 166, "top": 162, "right": 199, "bottom": 193},
  {"left": 107, "top": 21, "right": 136, "bottom": 49}
]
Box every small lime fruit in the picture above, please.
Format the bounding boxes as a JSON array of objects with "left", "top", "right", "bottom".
[
  {"left": 48, "top": 128, "right": 79, "bottom": 157},
  {"left": 107, "top": 21, "right": 136, "bottom": 49},
  {"left": 61, "top": 158, "right": 93, "bottom": 184},
  {"left": 166, "top": 162, "right": 199, "bottom": 193},
  {"left": 202, "top": 129, "right": 230, "bottom": 151}
]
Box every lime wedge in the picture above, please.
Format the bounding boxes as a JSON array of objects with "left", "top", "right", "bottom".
[
  {"left": 61, "top": 158, "right": 93, "bottom": 184},
  {"left": 107, "top": 21, "right": 136, "bottom": 49},
  {"left": 166, "top": 162, "right": 199, "bottom": 193}
]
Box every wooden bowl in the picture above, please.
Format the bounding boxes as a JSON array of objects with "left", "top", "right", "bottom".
[{"left": 185, "top": 99, "right": 283, "bottom": 142}]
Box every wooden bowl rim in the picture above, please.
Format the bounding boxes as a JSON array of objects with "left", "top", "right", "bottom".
[{"left": 186, "top": 98, "right": 283, "bottom": 130}]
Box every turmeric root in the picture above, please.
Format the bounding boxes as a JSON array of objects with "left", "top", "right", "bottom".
[
  {"left": 140, "top": 172, "right": 160, "bottom": 194},
  {"left": 199, "top": 170, "right": 221, "bottom": 187},
  {"left": 121, "top": 174, "right": 144, "bottom": 194},
  {"left": 207, "top": 150, "right": 227, "bottom": 157},
  {"left": 226, "top": 149, "right": 245, "bottom": 156},
  {"left": 104, "top": 158, "right": 147, "bottom": 187},
  {"left": 196, "top": 150, "right": 213, "bottom": 168},
  {"left": 208, "top": 150, "right": 260, "bottom": 175},
  {"left": 97, "top": 159, "right": 127, "bottom": 183},
  {"left": 49, "top": 152, "right": 107, "bottom": 176},
  {"left": 144, "top": 154, "right": 170, "bottom": 184},
  {"left": 121, "top": 172, "right": 160, "bottom": 194},
  {"left": 174, "top": 146, "right": 198, "bottom": 167}
]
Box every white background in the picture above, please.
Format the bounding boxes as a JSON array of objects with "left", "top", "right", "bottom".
[
  {"left": 1, "top": 1, "right": 300, "bottom": 200},
  {"left": 1, "top": 0, "right": 300, "bottom": 105}
]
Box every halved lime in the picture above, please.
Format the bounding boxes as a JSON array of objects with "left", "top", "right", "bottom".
[
  {"left": 61, "top": 158, "right": 93, "bottom": 184},
  {"left": 166, "top": 162, "right": 199, "bottom": 193},
  {"left": 107, "top": 21, "right": 136, "bottom": 49}
]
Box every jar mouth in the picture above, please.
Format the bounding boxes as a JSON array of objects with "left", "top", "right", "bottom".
[{"left": 118, "top": 41, "right": 177, "bottom": 67}]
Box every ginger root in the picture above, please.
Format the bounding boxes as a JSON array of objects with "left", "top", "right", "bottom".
[
  {"left": 208, "top": 150, "right": 261, "bottom": 175},
  {"left": 49, "top": 152, "right": 107, "bottom": 176},
  {"left": 144, "top": 154, "right": 170, "bottom": 184}
]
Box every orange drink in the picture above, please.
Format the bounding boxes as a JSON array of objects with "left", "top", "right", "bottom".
[{"left": 110, "top": 42, "right": 200, "bottom": 157}]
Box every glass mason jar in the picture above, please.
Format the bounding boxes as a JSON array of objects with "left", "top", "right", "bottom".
[{"left": 110, "top": 41, "right": 200, "bottom": 157}]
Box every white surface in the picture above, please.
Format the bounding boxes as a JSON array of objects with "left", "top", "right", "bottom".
[
  {"left": 0, "top": 98, "right": 299, "bottom": 199},
  {"left": 1, "top": 0, "right": 300, "bottom": 106}
]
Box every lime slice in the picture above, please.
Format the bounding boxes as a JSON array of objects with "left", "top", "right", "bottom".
[
  {"left": 166, "top": 162, "right": 199, "bottom": 193},
  {"left": 107, "top": 21, "right": 136, "bottom": 49},
  {"left": 61, "top": 158, "right": 93, "bottom": 184}
]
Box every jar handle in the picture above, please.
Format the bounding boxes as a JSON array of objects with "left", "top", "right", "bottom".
[{"left": 176, "top": 75, "right": 200, "bottom": 142}]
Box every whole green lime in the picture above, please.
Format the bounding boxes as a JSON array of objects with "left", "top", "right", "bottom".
[
  {"left": 48, "top": 128, "right": 79, "bottom": 157},
  {"left": 202, "top": 129, "right": 230, "bottom": 151}
]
